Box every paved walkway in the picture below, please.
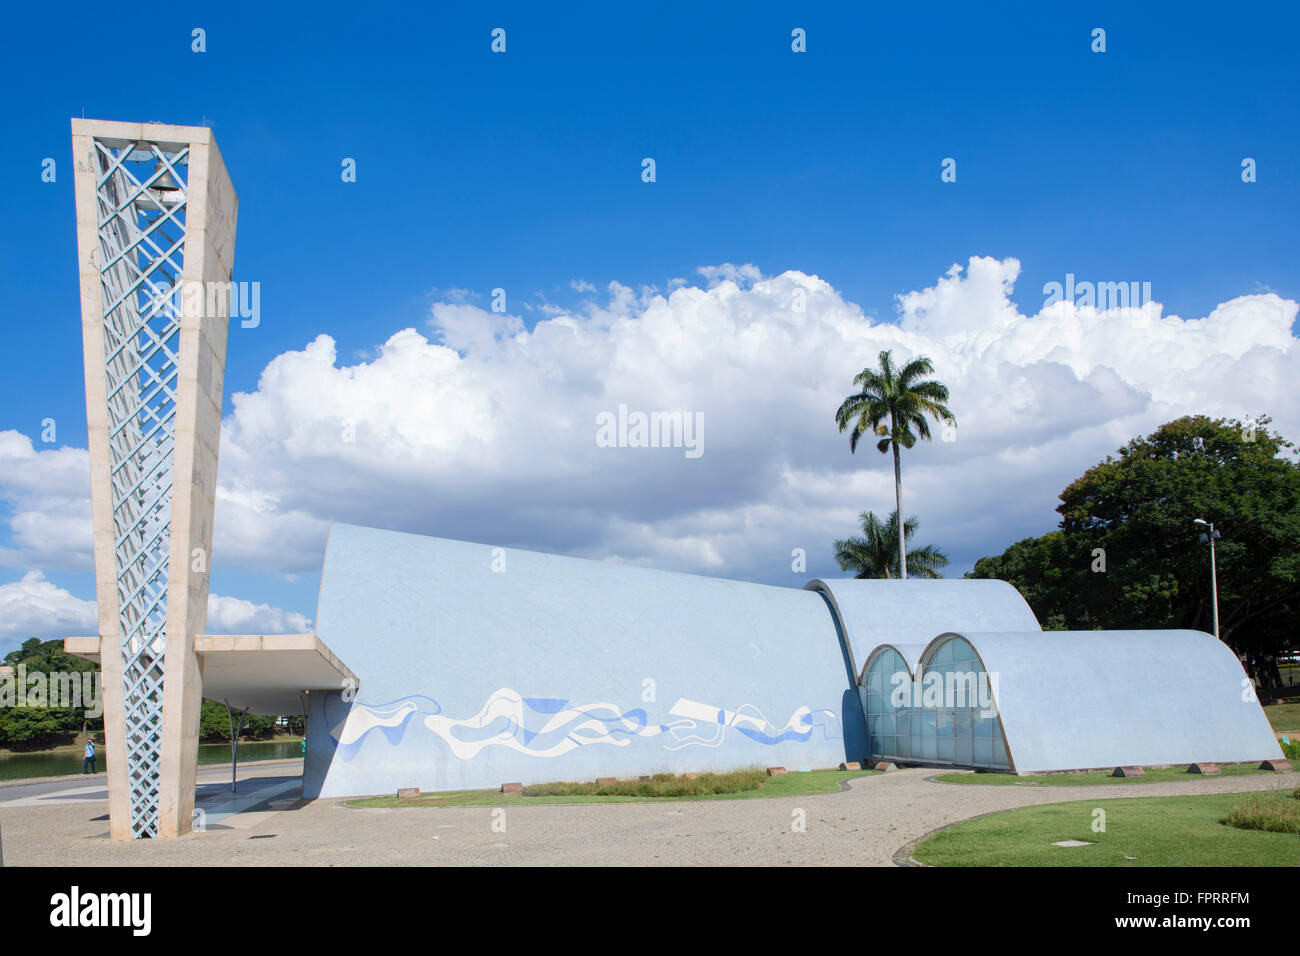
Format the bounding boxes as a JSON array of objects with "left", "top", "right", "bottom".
[{"left": 0, "top": 763, "right": 1295, "bottom": 866}]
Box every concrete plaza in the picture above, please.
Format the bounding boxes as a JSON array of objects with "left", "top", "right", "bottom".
[{"left": 1, "top": 763, "right": 1295, "bottom": 866}]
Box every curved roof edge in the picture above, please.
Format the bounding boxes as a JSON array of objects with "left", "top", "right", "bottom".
[
  {"left": 804, "top": 578, "right": 1041, "bottom": 682},
  {"left": 946, "top": 629, "right": 1284, "bottom": 772},
  {"left": 860, "top": 641, "right": 931, "bottom": 679}
]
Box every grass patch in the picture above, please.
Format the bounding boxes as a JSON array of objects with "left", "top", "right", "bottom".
[
  {"left": 348, "top": 768, "right": 875, "bottom": 809},
  {"left": 914, "top": 791, "right": 1300, "bottom": 866},
  {"left": 1264, "top": 698, "right": 1300, "bottom": 733},
  {"left": 933, "top": 764, "right": 1274, "bottom": 786},
  {"left": 1223, "top": 787, "right": 1300, "bottom": 835},
  {"left": 523, "top": 769, "right": 765, "bottom": 797}
]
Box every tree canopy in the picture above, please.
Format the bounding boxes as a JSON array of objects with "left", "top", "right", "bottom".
[
  {"left": 834, "top": 510, "right": 950, "bottom": 579},
  {"left": 3, "top": 637, "right": 96, "bottom": 673},
  {"left": 0, "top": 638, "right": 100, "bottom": 749},
  {"left": 198, "top": 700, "right": 281, "bottom": 742},
  {"left": 968, "top": 415, "right": 1299, "bottom": 656}
]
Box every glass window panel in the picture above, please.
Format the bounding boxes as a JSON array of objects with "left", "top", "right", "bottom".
[
  {"left": 953, "top": 672, "right": 978, "bottom": 709},
  {"left": 937, "top": 736, "right": 954, "bottom": 761},
  {"left": 955, "top": 737, "right": 973, "bottom": 763},
  {"left": 922, "top": 737, "right": 938, "bottom": 760},
  {"left": 888, "top": 675, "right": 909, "bottom": 710},
  {"left": 974, "top": 737, "right": 993, "bottom": 763}
]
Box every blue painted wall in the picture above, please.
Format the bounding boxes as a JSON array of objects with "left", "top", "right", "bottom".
[
  {"left": 304, "top": 524, "right": 857, "bottom": 797},
  {"left": 962, "top": 629, "right": 1284, "bottom": 772}
]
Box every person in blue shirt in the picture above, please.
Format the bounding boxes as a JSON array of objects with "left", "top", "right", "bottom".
[{"left": 83, "top": 739, "right": 96, "bottom": 775}]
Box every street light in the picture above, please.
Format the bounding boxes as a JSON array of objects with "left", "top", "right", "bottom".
[{"left": 1193, "top": 519, "right": 1221, "bottom": 641}]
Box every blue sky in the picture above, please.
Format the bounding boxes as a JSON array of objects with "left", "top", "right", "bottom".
[{"left": 1, "top": 2, "right": 1297, "bottom": 648}]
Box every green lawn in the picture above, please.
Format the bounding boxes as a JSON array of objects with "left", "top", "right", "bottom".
[
  {"left": 933, "top": 764, "right": 1275, "bottom": 786},
  {"left": 349, "top": 768, "right": 875, "bottom": 809},
  {"left": 914, "top": 792, "right": 1300, "bottom": 866},
  {"left": 1264, "top": 698, "right": 1300, "bottom": 733}
]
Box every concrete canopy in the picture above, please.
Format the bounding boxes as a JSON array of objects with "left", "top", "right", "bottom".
[
  {"left": 193, "top": 635, "right": 356, "bottom": 715},
  {"left": 64, "top": 634, "right": 356, "bottom": 715}
]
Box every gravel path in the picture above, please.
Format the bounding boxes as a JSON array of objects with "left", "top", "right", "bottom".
[{"left": 1, "top": 763, "right": 1295, "bottom": 866}]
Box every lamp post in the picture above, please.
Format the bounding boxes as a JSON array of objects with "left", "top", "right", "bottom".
[{"left": 1193, "top": 519, "right": 1221, "bottom": 641}]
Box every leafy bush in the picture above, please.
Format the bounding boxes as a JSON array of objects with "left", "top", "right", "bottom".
[{"left": 0, "top": 707, "right": 76, "bottom": 747}]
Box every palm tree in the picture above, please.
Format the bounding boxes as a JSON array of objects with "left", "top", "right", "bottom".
[
  {"left": 835, "top": 350, "right": 955, "bottom": 579},
  {"left": 833, "top": 510, "right": 950, "bottom": 579}
]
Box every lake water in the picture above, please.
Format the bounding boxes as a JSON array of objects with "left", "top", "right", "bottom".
[{"left": 0, "top": 738, "right": 304, "bottom": 782}]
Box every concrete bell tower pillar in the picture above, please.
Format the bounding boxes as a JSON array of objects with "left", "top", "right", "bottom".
[{"left": 71, "top": 120, "right": 237, "bottom": 839}]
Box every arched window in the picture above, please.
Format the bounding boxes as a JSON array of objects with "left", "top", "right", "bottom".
[
  {"left": 861, "top": 637, "right": 1010, "bottom": 770},
  {"left": 862, "top": 647, "right": 909, "bottom": 762}
]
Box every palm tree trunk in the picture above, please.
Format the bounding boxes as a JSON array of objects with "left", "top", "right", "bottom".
[{"left": 892, "top": 427, "right": 907, "bottom": 580}]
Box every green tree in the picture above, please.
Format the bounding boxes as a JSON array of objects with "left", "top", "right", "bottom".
[
  {"left": 968, "top": 531, "right": 1095, "bottom": 630},
  {"left": 0, "top": 708, "right": 69, "bottom": 747},
  {"left": 834, "top": 510, "right": 950, "bottom": 579},
  {"left": 0, "top": 638, "right": 101, "bottom": 749},
  {"left": 969, "top": 415, "right": 1300, "bottom": 656},
  {"left": 3, "top": 638, "right": 97, "bottom": 674},
  {"left": 836, "top": 349, "right": 955, "bottom": 579},
  {"left": 198, "top": 700, "right": 280, "bottom": 742}
]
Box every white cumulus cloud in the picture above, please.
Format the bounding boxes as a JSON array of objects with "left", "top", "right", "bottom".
[
  {"left": 0, "top": 432, "right": 93, "bottom": 571},
  {"left": 0, "top": 569, "right": 312, "bottom": 654},
  {"left": 0, "top": 571, "right": 98, "bottom": 646},
  {"left": 207, "top": 256, "right": 1297, "bottom": 583},
  {"left": 205, "top": 593, "right": 312, "bottom": 634},
  {"left": 1, "top": 257, "right": 1295, "bottom": 598}
]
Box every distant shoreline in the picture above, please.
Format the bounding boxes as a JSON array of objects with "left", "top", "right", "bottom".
[{"left": 0, "top": 735, "right": 304, "bottom": 758}]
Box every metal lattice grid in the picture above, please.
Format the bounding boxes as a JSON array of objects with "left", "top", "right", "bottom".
[{"left": 92, "top": 137, "right": 190, "bottom": 838}]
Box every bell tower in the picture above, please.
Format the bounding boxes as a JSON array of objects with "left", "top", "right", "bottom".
[{"left": 71, "top": 120, "right": 237, "bottom": 839}]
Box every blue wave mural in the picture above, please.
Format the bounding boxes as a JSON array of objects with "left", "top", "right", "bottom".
[{"left": 325, "top": 688, "right": 840, "bottom": 762}]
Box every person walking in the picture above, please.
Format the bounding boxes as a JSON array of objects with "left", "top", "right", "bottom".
[{"left": 83, "top": 738, "right": 96, "bottom": 775}]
